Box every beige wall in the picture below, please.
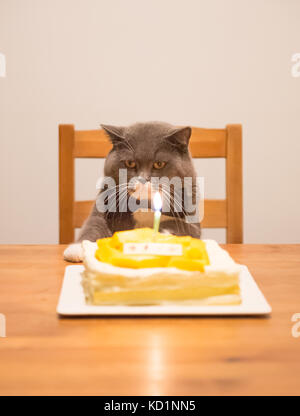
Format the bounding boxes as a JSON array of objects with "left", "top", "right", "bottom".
[{"left": 0, "top": 0, "right": 299, "bottom": 244}]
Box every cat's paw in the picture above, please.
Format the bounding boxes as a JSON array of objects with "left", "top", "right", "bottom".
[{"left": 64, "top": 243, "right": 83, "bottom": 263}]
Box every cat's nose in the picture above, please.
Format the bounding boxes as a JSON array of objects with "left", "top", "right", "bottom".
[
  {"left": 137, "top": 175, "right": 151, "bottom": 183},
  {"left": 131, "top": 180, "right": 152, "bottom": 200}
]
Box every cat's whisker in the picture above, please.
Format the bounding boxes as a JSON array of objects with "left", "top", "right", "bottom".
[
  {"left": 111, "top": 188, "right": 132, "bottom": 228},
  {"left": 160, "top": 182, "right": 194, "bottom": 219},
  {"left": 101, "top": 183, "right": 130, "bottom": 199},
  {"left": 101, "top": 183, "right": 131, "bottom": 215},
  {"left": 160, "top": 185, "right": 184, "bottom": 213},
  {"left": 107, "top": 189, "right": 129, "bottom": 213},
  {"left": 160, "top": 187, "right": 195, "bottom": 234},
  {"left": 159, "top": 188, "right": 182, "bottom": 234},
  {"left": 100, "top": 182, "right": 129, "bottom": 194},
  {"left": 124, "top": 140, "right": 135, "bottom": 153}
]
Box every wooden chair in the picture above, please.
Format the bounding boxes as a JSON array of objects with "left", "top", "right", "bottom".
[{"left": 59, "top": 124, "right": 243, "bottom": 244}]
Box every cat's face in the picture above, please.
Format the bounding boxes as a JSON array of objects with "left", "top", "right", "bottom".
[
  {"left": 103, "top": 121, "right": 195, "bottom": 177},
  {"left": 102, "top": 122, "right": 196, "bottom": 207}
]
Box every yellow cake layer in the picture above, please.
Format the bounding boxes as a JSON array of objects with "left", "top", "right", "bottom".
[{"left": 91, "top": 285, "right": 240, "bottom": 305}]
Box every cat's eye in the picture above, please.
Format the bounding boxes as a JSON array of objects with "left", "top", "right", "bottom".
[
  {"left": 153, "top": 161, "right": 166, "bottom": 169},
  {"left": 125, "top": 160, "right": 136, "bottom": 169}
]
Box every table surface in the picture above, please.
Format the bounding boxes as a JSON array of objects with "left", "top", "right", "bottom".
[{"left": 0, "top": 244, "right": 300, "bottom": 396}]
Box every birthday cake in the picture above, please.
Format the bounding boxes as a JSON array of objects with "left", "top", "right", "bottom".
[{"left": 81, "top": 228, "right": 242, "bottom": 305}]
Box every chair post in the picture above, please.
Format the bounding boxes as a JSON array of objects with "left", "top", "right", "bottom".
[
  {"left": 59, "top": 124, "right": 75, "bottom": 244},
  {"left": 226, "top": 124, "right": 243, "bottom": 243}
]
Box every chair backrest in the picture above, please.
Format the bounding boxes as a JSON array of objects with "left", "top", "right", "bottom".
[{"left": 59, "top": 124, "right": 243, "bottom": 244}]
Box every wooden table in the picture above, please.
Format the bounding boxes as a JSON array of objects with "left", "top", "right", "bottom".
[{"left": 0, "top": 244, "right": 300, "bottom": 396}]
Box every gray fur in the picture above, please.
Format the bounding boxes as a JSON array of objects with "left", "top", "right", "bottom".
[{"left": 65, "top": 121, "right": 201, "bottom": 262}]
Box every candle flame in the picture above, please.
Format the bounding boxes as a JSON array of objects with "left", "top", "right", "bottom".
[{"left": 153, "top": 191, "right": 162, "bottom": 211}]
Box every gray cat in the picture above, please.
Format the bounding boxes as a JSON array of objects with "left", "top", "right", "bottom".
[{"left": 64, "top": 121, "right": 201, "bottom": 262}]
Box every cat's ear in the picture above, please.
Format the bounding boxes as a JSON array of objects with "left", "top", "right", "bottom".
[
  {"left": 164, "top": 126, "right": 192, "bottom": 150},
  {"left": 101, "top": 124, "right": 125, "bottom": 146}
]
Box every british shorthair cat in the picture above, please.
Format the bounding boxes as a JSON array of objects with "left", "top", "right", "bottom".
[{"left": 64, "top": 121, "right": 201, "bottom": 262}]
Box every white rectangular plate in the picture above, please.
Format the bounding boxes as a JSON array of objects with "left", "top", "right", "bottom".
[{"left": 57, "top": 265, "right": 271, "bottom": 316}]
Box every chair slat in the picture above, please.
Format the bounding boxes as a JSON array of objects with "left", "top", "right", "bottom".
[
  {"left": 73, "top": 128, "right": 226, "bottom": 158},
  {"left": 190, "top": 128, "right": 226, "bottom": 157},
  {"left": 74, "top": 200, "right": 94, "bottom": 228},
  {"left": 74, "top": 130, "right": 112, "bottom": 158},
  {"left": 226, "top": 125, "right": 243, "bottom": 243},
  {"left": 202, "top": 199, "right": 227, "bottom": 227},
  {"left": 59, "top": 125, "right": 75, "bottom": 243}
]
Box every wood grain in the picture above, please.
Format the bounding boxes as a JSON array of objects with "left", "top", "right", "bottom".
[
  {"left": 226, "top": 124, "right": 243, "bottom": 243},
  {"left": 202, "top": 199, "right": 227, "bottom": 228},
  {"left": 0, "top": 244, "right": 300, "bottom": 396},
  {"left": 190, "top": 128, "right": 226, "bottom": 157},
  {"left": 74, "top": 129, "right": 112, "bottom": 158},
  {"left": 74, "top": 200, "right": 94, "bottom": 228},
  {"left": 59, "top": 125, "right": 75, "bottom": 243}
]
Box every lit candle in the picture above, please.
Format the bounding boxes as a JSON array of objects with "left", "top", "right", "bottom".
[{"left": 153, "top": 191, "right": 162, "bottom": 240}]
